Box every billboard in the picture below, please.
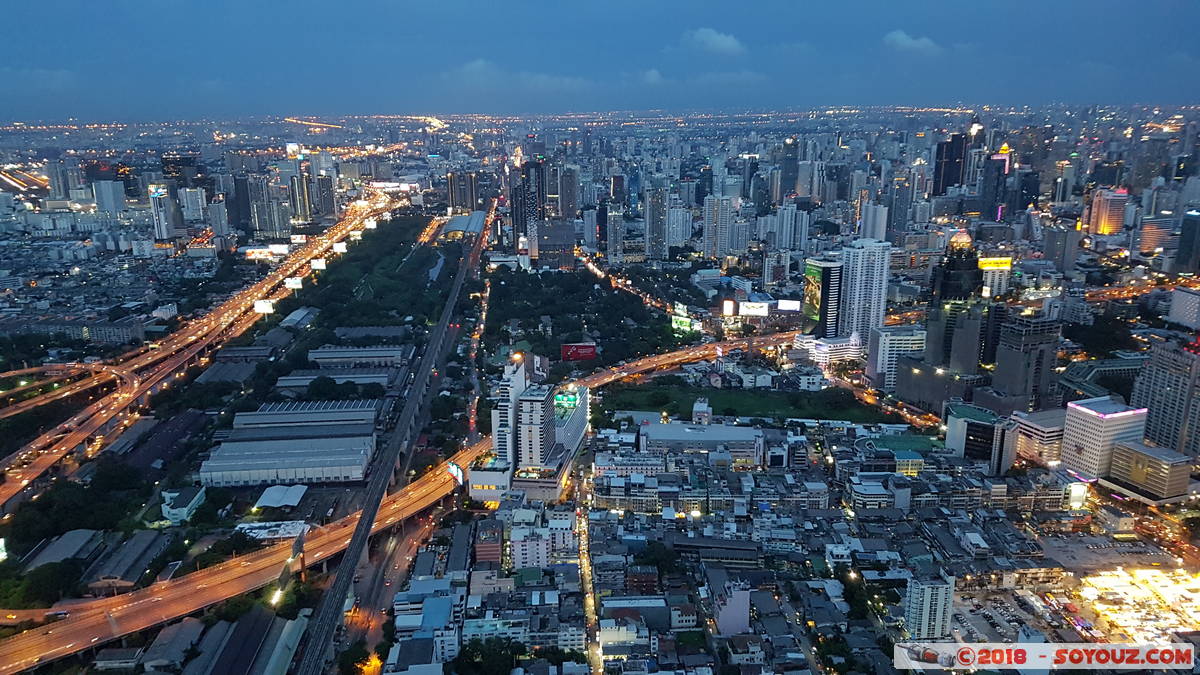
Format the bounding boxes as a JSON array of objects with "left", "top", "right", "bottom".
[
  {"left": 364, "top": 217, "right": 377, "bottom": 229},
  {"left": 253, "top": 300, "right": 275, "bottom": 314},
  {"left": 284, "top": 277, "right": 303, "bottom": 290},
  {"left": 560, "top": 343, "right": 598, "bottom": 361},
  {"left": 268, "top": 243, "right": 290, "bottom": 255},
  {"left": 290, "top": 234, "right": 308, "bottom": 244},
  {"left": 673, "top": 301, "right": 689, "bottom": 317},
  {"left": 332, "top": 241, "right": 348, "bottom": 253},
  {"left": 803, "top": 262, "right": 824, "bottom": 322},
  {"left": 671, "top": 315, "right": 694, "bottom": 333},
  {"left": 978, "top": 256, "right": 1013, "bottom": 270},
  {"left": 447, "top": 461, "right": 464, "bottom": 485},
  {"left": 722, "top": 299, "right": 736, "bottom": 316},
  {"left": 739, "top": 301, "right": 769, "bottom": 317},
  {"left": 310, "top": 258, "right": 327, "bottom": 270},
  {"left": 777, "top": 299, "right": 802, "bottom": 312},
  {"left": 554, "top": 391, "right": 580, "bottom": 411}
]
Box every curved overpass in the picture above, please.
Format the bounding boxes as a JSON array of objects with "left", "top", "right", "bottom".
[
  {"left": 0, "top": 328, "right": 819, "bottom": 670},
  {"left": 0, "top": 195, "right": 399, "bottom": 510}
]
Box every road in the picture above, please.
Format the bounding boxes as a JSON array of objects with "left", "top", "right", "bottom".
[
  {"left": 293, "top": 202, "right": 492, "bottom": 674},
  {"left": 0, "top": 193, "right": 400, "bottom": 510}
]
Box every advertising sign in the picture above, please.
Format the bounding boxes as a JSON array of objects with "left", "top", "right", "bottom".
[
  {"left": 310, "top": 258, "right": 327, "bottom": 270},
  {"left": 739, "top": 301, "right": 769, "bottom": 317},
  {"left": 560, "top": 343, "right": 598, "bottom": 361},
  {"left": 284, "top": 277, "right": 303, "bottom": 290},
  {"left": 253, "top": 300, "right": 275, "bottom": 314},
  {"left": 332, "top": 242, "right": 348, "bottom": 253},
  {"left": 777, "top": 299, "right": 802, "bottom": 311}
]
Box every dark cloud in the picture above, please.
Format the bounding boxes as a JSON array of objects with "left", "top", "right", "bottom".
[{"left": 0, "top": 0, "right": 1197, "bottom": 119}]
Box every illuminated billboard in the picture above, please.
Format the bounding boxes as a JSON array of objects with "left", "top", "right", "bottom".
[
  {"left": 148, "top": 184, "right": 168, "bottom": 199},
  {"left": 253, "top": 300, "right": 275, "bottom": 314},
  {"left": 364, "top": 218, "right": 377, "bottom": 229},
  {"left": 672, "top": 315, "right": 694, "bottom": 333},
  {"left": 349, "top": 230, "right": 363, "bottom": 240},
  {"left": 673, "top": 301, "right": 689, "bottom": 317},
  {"left": 777, "top": 299, "right": 801, "bottom": 312},
  {"left": 560, "top": 343, "right": 598, "bottom": 361},
  {"left": 978, "top": 257, "right": 1013, "bottom": 270},
  {"left": 554, "top": 392, "right": 580, "bottom": 411},
  {"left": 332, "top": 242, "right": 348, "bottom": 253},
  {"left": 284, "top": 277, "right": 303, "bottom": 290},
  {"left": 739, "top": 302, "right": 769, "bottom": 317},
  {"left": 290, "top": 234, "right": 308, "bottom": 244},
  {"left": 310, "top": 258, "right": 327, "bottom": 270},
  {"left": 722, "top": 299, "right": 736, "bottom": 316},
  {"left": 268, "top": 244, "right": 289, "bottom": 255},
  {"left": 447, "top": 461, "right": 464, "bottom": 485}
]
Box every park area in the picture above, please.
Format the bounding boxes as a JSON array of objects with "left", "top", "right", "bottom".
[{"left": 599, "top": 380, "right": 892, "bottom": 424}]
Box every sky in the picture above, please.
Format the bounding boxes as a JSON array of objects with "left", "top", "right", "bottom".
[{"left": 4, "top": 0, "right": 1200, "bottom": 120}]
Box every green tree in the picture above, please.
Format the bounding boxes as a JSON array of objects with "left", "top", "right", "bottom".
[
  {"left": 634, "top": 541, "right": 680, "bottom": 580},
  {"left": 22, "top": 560, "right": 83, "bottom": 605},
  {"left": 451, "top": 638, "right": 527, "bottom": 675},
  {"left": 338, "top": 639, "right": 371, "bottom": 675}
]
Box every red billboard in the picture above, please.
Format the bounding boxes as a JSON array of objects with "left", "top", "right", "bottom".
[{"left": 560, "top": 343, "right": 598, "bottom": 361}]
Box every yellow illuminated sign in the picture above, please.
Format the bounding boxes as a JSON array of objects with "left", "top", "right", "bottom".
[{"left": 978, "top": 257, "right": 1013, "bottom": 270}]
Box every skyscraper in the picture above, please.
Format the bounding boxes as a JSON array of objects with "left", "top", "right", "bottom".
[
  {"left": 289, "top": 174, "right": 312, "bottom": 223},
  {"left": 516, "top": 384, "right": 555, "bottom": 470},
  {"left": 867, "top": 326, "right": 926, "bottom": 392},
  {"left": 979, "top": 151, "right": 1010, "bottom": 222},
  {"left": 644, "top": 185, "right": 668, "bottom": 260},
  {"left": 803, "top": 257, "right": 842, "bottom": 339},
  {"left": 92, "top": 180, "right": 126, "bottom": 215},
  {"left": 313, "top": 174, "right": 336, "bottom": 217},
  {"left": 666, "top": 207, "right": 691, "bottom": 248},
  {"left": 778, "top": 137, "right": 799, "bottom": 202},
  {"left": 930, "top": 231, "right": 983, "bottom": 302},
  {"left": 1042, "top": 222, "right": 1084, "bottom": 274},
  {"left": 148, "top": 183, "right": 179, "bottom": 240},
  {"left": 860, "top": 202, "right": 887, "bottom": 241},
  {"left": 47, "top": 157, "right": 82, "bottom": 200},
  {"left": 559, "top": 165, "right": 580, "bottom": 219},
  {"left": 161, "top": 151, "right": 202, "bottom": 188},
  {"left": 702, "top": 195, "right": 733, "bottom": 259},
  {"left": 491, "top": 357, "right": 529, "bottom": 466},
  {"left": 932, "top": 133, "right": 968, "bottom": 196},
  {"left": 447, "top": 170, "right": 479, "bottom": 212},
  {"left": 1176, "top": 211, "right": 1200, "bottom": 273},
  {"left": 1060, "top": 396, "right": 1147, "bottom": 479},
  {"left": 977, "top": 314, "right": 1061, "bottom": 414},
  {"left": 1088, "top": 188, "right": 1128, "bottom": 235},
  {"left": 1131, "top": 337, "right": 1200, "bottom": 456},
  {"left": 838, "top": 239, "right": 891, "bottom": 347},
  {"left": 885, "top": 170, "right": 912, "bottom": 241},
  {"left": 904, "top": 571, "right": 954, "bottom": 640}
]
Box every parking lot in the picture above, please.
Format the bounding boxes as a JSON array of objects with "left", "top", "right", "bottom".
[
  {"left": 1037, "top": 534, "right": 1174, "bottom": 572},
  {"left": 951, "top": 590, "right": 1058, "bottom": 643}
]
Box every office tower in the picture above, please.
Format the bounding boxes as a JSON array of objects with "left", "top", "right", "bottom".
[
  {"left": 932, "top": 133, "right": 968, "bottom": 196},
  {"left": 666, "top": 207, "right": 691, "bottom": 247},
  {"left": 1131, "top": 338, "right": 1200, "bottom": 456},
  {"left": 904, "top": 571, "right": 954, "bottom": 640},
  {"left": 1042, "top": 223, "right": 1083, "bottom": 274},
  {"left": 179, "top": 187, "right": 207, "bottom": 222},
  {"left": 161, "top": 151, "right": 201, "bottom": 188},
  {"left": 207, "top": 197, "right": 230, "bottom": 237},
  {"left": 860, "top": 202, "right": 887, "bottom": 240},
  {"left": 931, "top": 231, "right": 983, "bottom": 302},
  {"left": 1088, "top": 188, "right": 1128, "bottom": 235},
  {"left": 982, "top": 314, "right": 1061, "bottom": 413},
  {"left": 838, "top": 239, "right": 890, "bottom": 346},
  {"left": 148, "top": 184, "right": 178, "bottom": 240},
  {"left": 581, "top": 208, "right": 598, "bottom": 248},
  {"left": 1168, "top": 287, "right": 1200, "bottom": 330},
  {"left": 923, "top": 302, "right": 986, "bottom": 374},
  {"left": 47, "top": 157, "right": 82, "bottom": 200},
  {"left": 778, "top": 137, "right": 799, "bottom": 202},
  {"left": 885, "top": 171, "right": 913, "bottom": 241},
  {"left": 702, "top": 195, "right": 733, "bottom": 259},
  {"left": 1007, "top": 408, "right": 1066, "bottom": 467},
  {"left": 1006, "top": 168, "right": 1040, "bottom": 217},
  {"left": 867, "top": 326, "right": 926, "bottom": 392},
  {"left": 978, "top": 256, "right": 1013, "bottom": 298},
  {"left": 792, "top": 206, "right": 810, "bottom": 253},
  {"left": 944, "top": 403, "right": 1002, "bottom": 463},
  {"left": 559, "top": 165, "right": 580, "bottom": 219},
  {"left": 606, "top": 207, "right": 624, "bottom": 263},
  {"left": 644, "top": 185, "right": 668, "bottom": 260},
  {"left": 1108, "top": 442, "right": 1192, "bottom": 501},
  {"left": 92, "top": 180, "right": 126, "bottom": 215},
  {"left": 1138, "top": 216, "right": 1174, "bottom": 254},
  {"left": 544, "top": 164, "right": 561, "bottom": 216},
  {"left": 310, "top": 150, "right": 336, "bottom": 177},
  {"left": 1175, "top": 211, "right": 1200, "bottom": 273},
  {"left": 447, "top": 170, "right": 478, "bottom": 211},
  {"left": 609, "top": 174, "right": 626, "bottom": 205},
  {"left": 979, "top": 151, "right": 1010, "bottom": 221},
  {"left": 1053, "top": 161, "right": 1077, "bottom": 203},
  {"left": 802, "top": 257, "right": 842, "bottom": 339},
  {"left": 231, "top": 173, "right": 252, "bottom": 229},
  {"left": 313, "top": 174, "right": 336, "bottom": 217},
  {"left": 491, "top": 357, "right": 529, "bottom": 466},
  {"left": 289, "top": 174, "right": 312, "bottom": 223},
  {"left": 516, "top": 384, "right": 555, "bottom": 470},
  {"left": 1060, "top": 396, "right": 1147, "bottom": 479}
]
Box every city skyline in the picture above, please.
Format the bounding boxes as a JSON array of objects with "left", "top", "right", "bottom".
[{"left": 4, "top": 0, "right": 1200, "bottom": 119}]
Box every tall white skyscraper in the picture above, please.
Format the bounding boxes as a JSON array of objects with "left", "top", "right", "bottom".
[
  {"left": 1060, "top": 396, "right": 1147, "bottom": 479},
  {"left": 666, "top": 207, "right": 691, "bottom": 247},
  {"left": 516, "top": 384, "right": 555, "bottom": 469},
  {"left": 149, "top": 184, "right": 176, "bottom": 240},
  {"left": 838, "top": 239, "right": 891, "bottom": 350},
  {"left": 179, "top": 187, "right": 207, "bottom": 222},
  {"left": 702, "top": 195, "right": 733, "bottom": 259},
  {"left": 860, "top": 202, "right": 888, "bottom": 240},
  {"left": 491, "top": 357, "right": 529, "bottom": 466},
  {"left": 904, "top": 571, "right": 954, "bottom": 640},
  {"left": 867, "top": 326, "right": 926, "bottom": 391}
]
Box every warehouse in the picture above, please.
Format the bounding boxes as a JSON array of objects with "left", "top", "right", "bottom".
[
  {"left": 273, "top": 368, "right": 396, "bottom": 391},
  {"left": 307, "top": 344, "right": 414, "bottom": 368},
  {"left": 232, "top": 399, "right": 380, "bottom": 429},
  {"left": 199, "top": 423, "right": 376, "bottom": 487}
]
